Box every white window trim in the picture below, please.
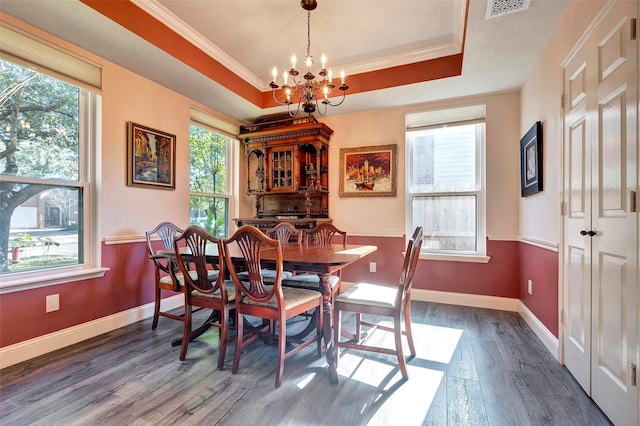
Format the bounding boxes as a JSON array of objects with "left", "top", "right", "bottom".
[
  {"left": 0, "top": 66, "right": 104, "bottom": 290},
  {"left": 405, "top": 115, "right": 487, "bottom": 261}
]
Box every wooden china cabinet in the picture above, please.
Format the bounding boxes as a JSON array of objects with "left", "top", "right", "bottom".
[{"left": 233, "top": 114, "right": 333, "bottom": 230}]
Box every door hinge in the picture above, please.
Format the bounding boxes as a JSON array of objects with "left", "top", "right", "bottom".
[
  {"left": 560, "top": 308, "right": 565, "bottom": 325},
  {"left": 631, "top": 363, "right": 637, "bottom": 386},
  {"left": 560, "top": 201, "right": 567, "bottom": 216},
  {"left": 560, "top": 94, "right": 565, "bottom": 110},
  {"left": 631, "top": 18, "right": 637, "bottom": 41},
  {"left": 631, "top": 191, "right": 637, "bottom": 213}
]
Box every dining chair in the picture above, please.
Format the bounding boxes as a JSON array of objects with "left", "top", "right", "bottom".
[
  {"left": 281, "top": 222, "right": 346, "bottom": 292},
  {"left": 266, "top": 221, "right": 304, "bottom": 245},
  {"left": 303, "top": 222, "right": 347, "bottom": 246},
  {"left": 146, "top": 221, "right": 187, "bottom": 330},
  {"left": 173, "top": 225, "right": 235, "bottom": 368},
  {"left": 223, "top": 225, "right": 324, "bottom": 388},
  {"left": 333, "top": 226, "right": 423, "bottom": 379},
  {"left": 234, "top": 224, "right": 296, "bottom": 284}
]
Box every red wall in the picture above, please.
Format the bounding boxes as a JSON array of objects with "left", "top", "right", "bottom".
[
  {"left": 517, "top": 242, "right": 559, "bottom": 337},
  {"left": 0, "top": 242, "right": 155, "bottom": 347},
  {"left": 0, "top": 237, "right": 559, "bottom": 348}
]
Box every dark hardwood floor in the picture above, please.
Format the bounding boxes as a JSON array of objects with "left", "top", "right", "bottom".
[{"left": 0, "top": 301, "right": 611, "bottom": 425}]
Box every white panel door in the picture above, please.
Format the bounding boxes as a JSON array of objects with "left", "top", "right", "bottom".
[
  {"left": 562, "top": 1, "right": 638, "bottom": 425},
  {"left": 590, "top": 2, "right": 637, "bottom": 425},
  {"left": 563, "top": 41, "right": 591, "bottom": 392}
]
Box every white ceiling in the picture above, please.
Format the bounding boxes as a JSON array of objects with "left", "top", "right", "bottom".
[{"left": 0, "top": 0, "right": 570, "bottom": 123}]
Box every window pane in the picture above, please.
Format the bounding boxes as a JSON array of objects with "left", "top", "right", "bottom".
[
  {"left": 1, "top": 59, "right": 86, "bottom": 275},
  {"left": 410, "top": 124, "right": 476, "bottom": 193},
  {"left": 412, "top": 195, "right": 477, "bottom": 252},
  {"left": 189, "top": 125, "right": 227, "bottom": 194},
  {"left": 190, "top": 195, "right": 228, "bottom": 238},
  {"left": 3, "top": 185, "right": 81, "bottom": 274},
  {"left": 0, "top": 60, "right": 80, "bottom": 181}
]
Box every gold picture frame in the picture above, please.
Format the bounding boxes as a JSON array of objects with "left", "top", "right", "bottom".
[
  {"left": 339, "top": 144, "right": 397, "bottom": 197},
  {"left": 127, "top": 122, "right": 176, "bottom": 190}
]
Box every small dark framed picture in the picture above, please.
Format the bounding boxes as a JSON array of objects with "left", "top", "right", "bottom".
[{"left": 520, "top": 121, "right": 543, "bottom": 197}]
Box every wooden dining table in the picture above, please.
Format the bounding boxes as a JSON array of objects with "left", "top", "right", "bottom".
[{"left": 161, "top": 241, "right": 377, "bottom": 384}]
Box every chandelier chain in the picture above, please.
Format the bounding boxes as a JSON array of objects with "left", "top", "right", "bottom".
[{"left": 307, "top": 10, "right": 311, "bottom": 60}]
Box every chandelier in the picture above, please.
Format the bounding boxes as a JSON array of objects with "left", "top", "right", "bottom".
[{"left": 269, "top": 0, "right": 348, "bottom": 116}]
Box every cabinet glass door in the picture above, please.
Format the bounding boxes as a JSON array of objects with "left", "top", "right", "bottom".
[{"left": 272, "top": 150, "right": 293, "bottom": 188}]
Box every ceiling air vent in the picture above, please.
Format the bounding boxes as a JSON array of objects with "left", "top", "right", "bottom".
[{"left": 485, "top": 0, "right": 530, "bottom": 20}]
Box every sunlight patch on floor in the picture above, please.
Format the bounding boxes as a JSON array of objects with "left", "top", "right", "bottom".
[
  {"left": 296, "top": 372, "right": 316, "bottom": 389},
  {"left": 352, "top": 365, "right": 444, "bottom": 426},
  {"left": 369, "top": 368, "right": 443, "bottom": 425},
  {"left": 411, "top": 322, "right": 463, "bottom": 364}
]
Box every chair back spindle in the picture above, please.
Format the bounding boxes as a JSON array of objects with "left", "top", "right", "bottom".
[
  {"left": 266, "top": 222, "right": 303, "bottom": 245},
  {"left": 227, "top": 226, "right": 283, "bottom": 303},
  {"left": 305, "top": 222, "right": 347, "bottom": 246}
]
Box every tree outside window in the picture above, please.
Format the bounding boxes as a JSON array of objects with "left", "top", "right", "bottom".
[
  {"left": 189, "top": 124, "right": 230, "bottom": 238},
  {"left": 0, "top": 59, "right": 85, "bottom": 273}
]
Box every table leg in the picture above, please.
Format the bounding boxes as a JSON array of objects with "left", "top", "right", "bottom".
[{"left": 319, "top": 273, "right": 339, "bottom": 384}]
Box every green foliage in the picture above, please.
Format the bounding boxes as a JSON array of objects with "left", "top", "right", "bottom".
[
  {"left": 1, "top": 59, "right": 81, "bottom": 273},
  {"left": 189, "top": 125, "right": 229, "bottom": 237},
  {"left": 10, "top": 233, "right": 35, "bottom": 248},
  {"left": 1, "top": 60, "right": 80, "bottom": 179}
]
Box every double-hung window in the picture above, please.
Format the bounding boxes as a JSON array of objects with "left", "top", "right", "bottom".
[
  {"left": 0, "top": 25, "right": 103, "bottom": 287},
  {"left": 406, "top": 104, "right": 488, "bottom": 261},
  {"left": 189, "top": 111, "right": 238, "bottom": 238}
]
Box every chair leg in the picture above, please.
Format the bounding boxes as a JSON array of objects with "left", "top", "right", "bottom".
[
  {"left": 355, "top": 313, "right": 362, "bottom": 341},
  {"left": 217, "top": 307, "right": 229, "bottom": 370},
  {"left": 333, "top": 308, "right": 340, "bottom": 369},
  {"left": 275, "top": 319, "right": 286, "bottom": 388},
  {"left": 179, "top": 305, "right": 192, "bottom": 361},
  {"left": 404, "top": 303, "right": 416, "bottom": 358},
  {"left": 232, "top": 313, "right": 244, "bottom": 374},
  {"left": 151, "top": 286, "right": 161, "bottom": 330},
  {"left": 394, "top": 315, "right": 408, "bottom": 379},
  {"left": 316, "top": 308, "right": 323, "bottom": 356}
]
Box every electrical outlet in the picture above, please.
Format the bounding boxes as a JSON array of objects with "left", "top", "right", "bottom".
[
  {"left": 527, "top": 280, "right": 533, "bottom": 296},
  {"left": 369, "top": 262, "right": 376, "bottom": 273},
  {"left": 46, "top": 294, "right": 59, "bottom": 313}
]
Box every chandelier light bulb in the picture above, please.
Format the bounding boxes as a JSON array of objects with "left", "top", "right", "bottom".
[
  {"left": 321, "top": 54, "right": 326, "bottom": 69},
  {"left": 328, "top": 69, "right": 333, "bottom": 83},
  {"left": 283, "top": 71, "right": 288, "bottom": 85},
  {"left": 291, "top": 54, "right": 297, "bottom": 69},
  {"left": 305, "top": 56, "right": 313, "bottom": 68},
  {"left": 272, "top": 67, "right": 278, "bottom": 80},
  {"left": 340, "top": 69, "right": 345, "bottom": 85}
]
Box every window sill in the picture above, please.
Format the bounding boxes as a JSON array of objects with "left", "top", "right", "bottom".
[
  {"left": 418, "top": 253, "right": 491, "bottom": 263},
  {"left": 0, "top": 267, "right": 109, "bottom": 294}
]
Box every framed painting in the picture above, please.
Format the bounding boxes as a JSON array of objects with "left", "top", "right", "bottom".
[
  {"left": 127, "top": 122, "right": 176, "bottom": 190},
  {"left": 339, "top": 144, "right": 397, "bottom": 197},
  {"left": 520, "top": 121, "right": 542, "bottom": 197}
]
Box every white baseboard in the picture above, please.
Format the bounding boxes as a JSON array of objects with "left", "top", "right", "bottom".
[
  {"left": 0, "top": 295, "right": 184, "bottom": 370},
  {"left": 517, "top": 300, "right": 560, "bottom": 361},
  {"left": 344, "top": 283, "right": 557, "bottom": 359},
  {"left": 410, "top": 288, "right": 519, "bottom": 311},
  {"left": 1, "top": 289, "right": 559, "bottom": 370}
]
